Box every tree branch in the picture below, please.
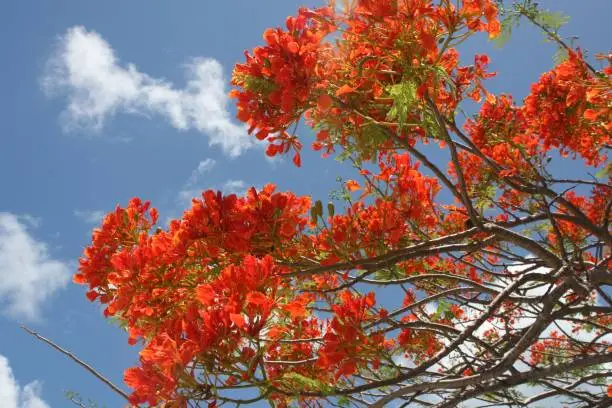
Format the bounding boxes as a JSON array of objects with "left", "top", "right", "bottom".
[{"left": 21, "top": 325, "right": 130, "bottom": 401}]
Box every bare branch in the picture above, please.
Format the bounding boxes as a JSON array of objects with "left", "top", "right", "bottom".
[{"left": 21, "top": 325, "right": 130, "bottom": 401}]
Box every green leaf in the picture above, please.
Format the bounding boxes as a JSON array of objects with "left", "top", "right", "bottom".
[
  {"left": 493, "top": 14, "right": 520, "bottom": 49},
  {"left": 435, "top": 300, "right": 452, "bottom": 319},
  {"left": 107, "top": 313, "right": 128, "bottom": 330},
  {"left": 354, "top": 122, "right": 389, "bottom": 157},
  {"left": 242, "top": 75, "right": 278, "bottom": 96},
  {"left": 335, "top": 149, "right": 352, "bottom": 162},
  {"left": 65, "top": 391, "right": 106, "bottom": 408},
  {"left": 474, "top": 183, "right": 497, "bottom": 212},
  {"left": 387, "top": 81, "right": 418, "bottom": 131},
  {"left": 375, "top": 267, "right": 403, "bottom": 281},
  {"left": 280, "top": 372, "right": 334, "bottom": 395},
  {"left": 553, "top": 47, "right": 569, "bottom": 64},
  {"left": 595, "top": 162, "right": 612, "bottom": 179},
  {"left": 535, "top": 10, "right": 570, "bottom": 32},
  {"left": 337, "top": 396, "right": 351, "bottom": 407},
  {"left": 421, "top": 109, "right": 441, "bottom": 139}
]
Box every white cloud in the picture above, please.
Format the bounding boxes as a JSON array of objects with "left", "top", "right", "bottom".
[
  {"left": 73, "top": 209, "right": 105, "bottom": 224},
  {"left": 17, "top": 216, "right": 41, "bottom": 229},
  {"left": 178, "top": 179, "right": 248, "bottom": 202},
  {"left": 176, "top": 156, "right": 249, "bottom": 203},
  {"left": 0, "top": 355, "right": 50, "bottom": 408},
  {"left": 42, "top": 26, "right": 252, "bottom": 157},
  {"left": 177, "top": 158, "right": 218, "bottom": 203},
  {"left": 186, "top": 158, "right": 216, "bottom": 186},
  {"left": 177, "top": 189, "right": 201, "bottom": 204},
  {"left": 221, "top": 179, "right": 247, "bottom": 195},
  {"left": 391, "top": 264, "right": 610, "bottom": 406},
  {"left": 0, "top": 213, "right": 70, "bottom": 321},
  {"left": 453, "top": 266, "right": 611, "bottom": 406},
  {"left": 177, "top": 180, "right": 248, "bottom": 204}
]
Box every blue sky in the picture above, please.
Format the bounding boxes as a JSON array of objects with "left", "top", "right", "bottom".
[{"left": 0, "top": 1, "right": 609, "bottom": 407}]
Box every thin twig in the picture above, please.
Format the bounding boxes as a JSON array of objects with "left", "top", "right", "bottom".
[{"left": 21, "top": 325, "right": 130, "bottom": 401}]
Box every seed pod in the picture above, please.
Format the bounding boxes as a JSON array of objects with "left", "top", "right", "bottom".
[
  {"left": 315, "top": 200, "right": 323, "bottom": 216},
  {"left": 327, "top": 202, "right": 335, "bottom": 217},
  {"left": 310, "top": 207, "right": 318, "bottom": 224}
]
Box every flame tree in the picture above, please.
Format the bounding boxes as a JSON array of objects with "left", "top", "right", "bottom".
[{"left": 74, "top": 1, "right": 611, "bottom": 407}]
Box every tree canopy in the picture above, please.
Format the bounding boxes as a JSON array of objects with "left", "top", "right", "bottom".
[{"left": 74, "top": 1, "right": 611, "bottom": 406}]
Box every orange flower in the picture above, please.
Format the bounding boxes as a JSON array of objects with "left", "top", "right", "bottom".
[
  {"left": 336, "top": 84, "right": 356, "bottom": 96},
  {"left": 317, "top": 94, "right": 333, "bottom": 112},
  {"left": 346, "top": 180, "right": 361, "bottom": 192},
  {"left": 230, "top": 313, "right": 247, "bottom": 330}
]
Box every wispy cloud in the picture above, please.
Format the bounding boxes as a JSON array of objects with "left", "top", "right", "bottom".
[
  {"left": 177, "top": 158, "right": 249, "bottom": 204},
  {"left": 221, "top": 179, "right": 247, "bottom": 195},
  {"left": 0, "top": 355, "right": 50, "bottom": 408},
  {"left": 42, "top": 26, "right": 252, "bottom": 157},
  {"left": 392, "top": 264, "right": 610, "bottom": 406},
  {"left": 0, "top": 213, "right": 70, "bottom": 321},
  {"left": 73, "top": 209, "right": 105, "bottom": 224},
  {"left": 178, "top": 158, "right": 217, "bottom": 203},
  {"left": 186, "top": 158, "right": 216, "bottom": 186},
  {"left": 177, "top": 178, "right": 249, "bottom": 205}
]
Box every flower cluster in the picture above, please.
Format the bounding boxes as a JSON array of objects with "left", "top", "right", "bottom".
[
  {"left": 232, "top": 0, "right": 501, "bottom": 163},
  {"left": 462, "top": 51, "right": 610, "bottom": 188},
  {"left": 73, "top": 1, "right": 611, "bottom": 407},
  {"left": 317, "top": 291, "right": 386, "bottom": 378},
  {"left": 76, "top": 187, "right": 312, "bottom": 405},
  {"left": 523, "top": 51, "right": 610, "bottom": 166},
  {"left": 309, "top": 153, "right": 440, "bottom": 264},
  {"left": 230, "top": 7, "right": 335, "bottom": 165}
]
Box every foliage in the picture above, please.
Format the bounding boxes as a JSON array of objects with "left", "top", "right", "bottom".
[
  {"left": 74, "top": 1, "right": 611, "bottom": 407},
  {"left": 65, "top": 391, "right": 107, "bottom": 408}
]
